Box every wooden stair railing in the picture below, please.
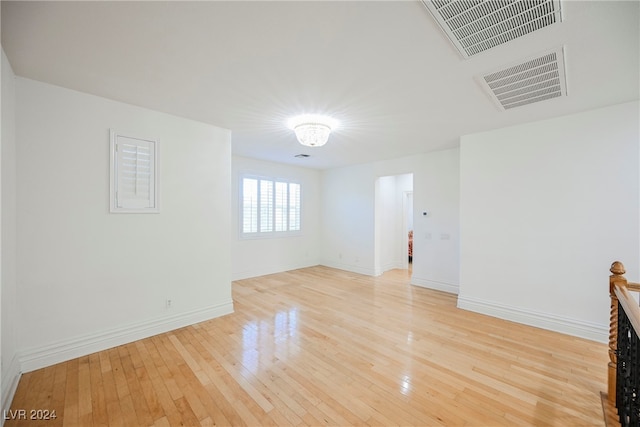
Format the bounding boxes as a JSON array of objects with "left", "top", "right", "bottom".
[{"left": 607, "top": 261, "right": 640, "bottom": 427}]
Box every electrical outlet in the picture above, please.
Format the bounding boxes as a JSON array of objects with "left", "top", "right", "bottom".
[{"left": 166, "top": 299, "right": 172, "bottom": 309}]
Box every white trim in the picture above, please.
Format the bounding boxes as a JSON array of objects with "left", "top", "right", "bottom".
[
  {"left": 457, "top": 295, "right": 608, "bottom": 343},
  {"left": 378, "top": 261, "right": 405, "bottom": 276},
  {"left": 18, "top": 301, "right": 234, "bottom": 373},
  {"left": 411, "top": 277, "right": 459, "bottom": 294},
  {"left": 2, "top": 355, "right": 22, "bottom": 419},
  {"left": 319, "top": 260, "right": 377, "bottom": 277},
  {"left": 238, "top": 230, "right": 303, "bottom": 241},
  {"left": 233, "top": 262, "right": 319, "bottom": 281}
]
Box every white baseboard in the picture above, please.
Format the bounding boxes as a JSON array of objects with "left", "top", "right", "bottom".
[
  {"left": 232, "top": 261, "right": 320, "bottom": 281},
  {"left": 376, "top": 261, "right": 405, "bottom": 276},
  {"left": 19, "top": 301, "right": 234, "bottom": 373},
  {"left": 2, "top": 354, "right": 21, "bottom": 418},
  {"left": 457, "top": 295, "right": 608, "bottom": 343},
  {"left": 411, "top": 277, "right": 459, "bottom": 294},
  {"left": 320, "top": 260, "right": 377, "bottom": 277}
]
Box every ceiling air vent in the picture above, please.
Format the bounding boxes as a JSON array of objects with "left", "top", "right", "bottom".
[
  {"left": 479, "top": 47, "right": 567, "bottom": 110},
  {"left": 422, "top": 0, "right": 562, "bottom": 58}
]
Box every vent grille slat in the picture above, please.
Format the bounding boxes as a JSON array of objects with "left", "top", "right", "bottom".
[
  {"left": 439, "top": 0, "right": 483, "bottom": 22},
  {"left": 450, "top": 1, "right": 546, "bottom": 34},
  {"left": 485, "top": 52, "right": 557, "bottom": 82},
  {"left": 422, "top": 0, "right": 562, "bottom": 58},
  {"left": 480, "top": 47, "right": 567, "bottom": 111},
  {"left": 488, "top": 66, "right": 559, "bottom": 90},
  {"left": 503, "top": 91, "right": 562, "bottom": 109},
  {"left": 499, "top": 84, "right": 561, "bottom": 105},
  {"left": 495, "top": 78, "right": 560, "bottom": 101},
  {"left": 455, "top": 4, "right": 556, "bottom": 48}
]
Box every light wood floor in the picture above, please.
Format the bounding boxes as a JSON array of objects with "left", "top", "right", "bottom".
[{"left": 7, "top": 266, "right": 608, "bottom": 426}]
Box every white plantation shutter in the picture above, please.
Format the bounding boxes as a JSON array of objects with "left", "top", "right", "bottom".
[
  {"left": 240, "top": 175, "right": 301, "bottom": 237},
  {"left": 274, "top": 181, "right": 288, "bottom": 232},
  {"left": 242, "top": 178, "right": 258, "bottom": 233},
  {"left": 260, "top": 180, "right": 274, "bottom": 232},
  {"left": 110, "top": 130, "right": 159, "bottom": 213},
  {"left": 289, "top": 183, "right": 300, "bottom": 231}
]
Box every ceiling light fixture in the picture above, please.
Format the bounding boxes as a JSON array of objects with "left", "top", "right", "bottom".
[{"left": 287, "top": 114, "right": 338, "bottom": 147}]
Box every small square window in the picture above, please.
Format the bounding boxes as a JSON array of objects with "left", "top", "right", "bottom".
[{"left": 110, "top": 130, "right": 159, "bottom": 213}]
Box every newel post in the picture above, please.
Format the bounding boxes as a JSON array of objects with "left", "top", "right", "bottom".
[{"left": 609, "top": 261, "right": 627, "bottom": 405}]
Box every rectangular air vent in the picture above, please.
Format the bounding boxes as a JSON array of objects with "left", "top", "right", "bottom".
[
  {"left": 479, "top": 47, "right": 567, "bottom": 110},
  {"left": 422, "top": 0, "right": 562, "bottom": 58}
]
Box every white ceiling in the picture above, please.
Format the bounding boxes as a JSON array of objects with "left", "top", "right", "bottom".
[{"left": 2, "top": 1, "right": 638, "bottom": 170}]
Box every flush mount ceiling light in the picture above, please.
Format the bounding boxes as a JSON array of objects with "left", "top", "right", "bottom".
[{"left": 287, "top": 114, "right": 338, "bottom": 147}]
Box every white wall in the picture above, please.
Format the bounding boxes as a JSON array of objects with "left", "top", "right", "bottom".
[
  {"left": 321, "top": 149, "right": 460, "bottom": 292},
  {"left": 15, "top": 78, "right": 233, "bottom": 371},
  {"left": 412, "top": 150, "right": 460, "bottom": 293},
  {"left": 321, "top": 163, "right": 375, "bottom": 275},
  {"left": 231, "top": 156, "right": 321, "bottom": 280},
  {"left": 1, "top": 49, "right": 19, "bottom": 412},
  {"left": 375, "top": 175, "right": 398, "bottom": 274},
  {"left": 459, "top": 101, "right": 640, "bottom": 343}
]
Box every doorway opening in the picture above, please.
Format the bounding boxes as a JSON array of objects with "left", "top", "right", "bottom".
[
  {"left": 374, "top": 173, "right": 414, "bottom": 276},
  {"left": 405, "top": 191, "right": 414, "bottom": 268}
]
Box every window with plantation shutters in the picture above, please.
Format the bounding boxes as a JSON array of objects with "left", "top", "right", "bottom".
[
  {"left": 241, "top": 175, "right": 301, "bottom": 237},
  {"left": 110, "top": 130, "right": 159, "bottom": 213}
]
